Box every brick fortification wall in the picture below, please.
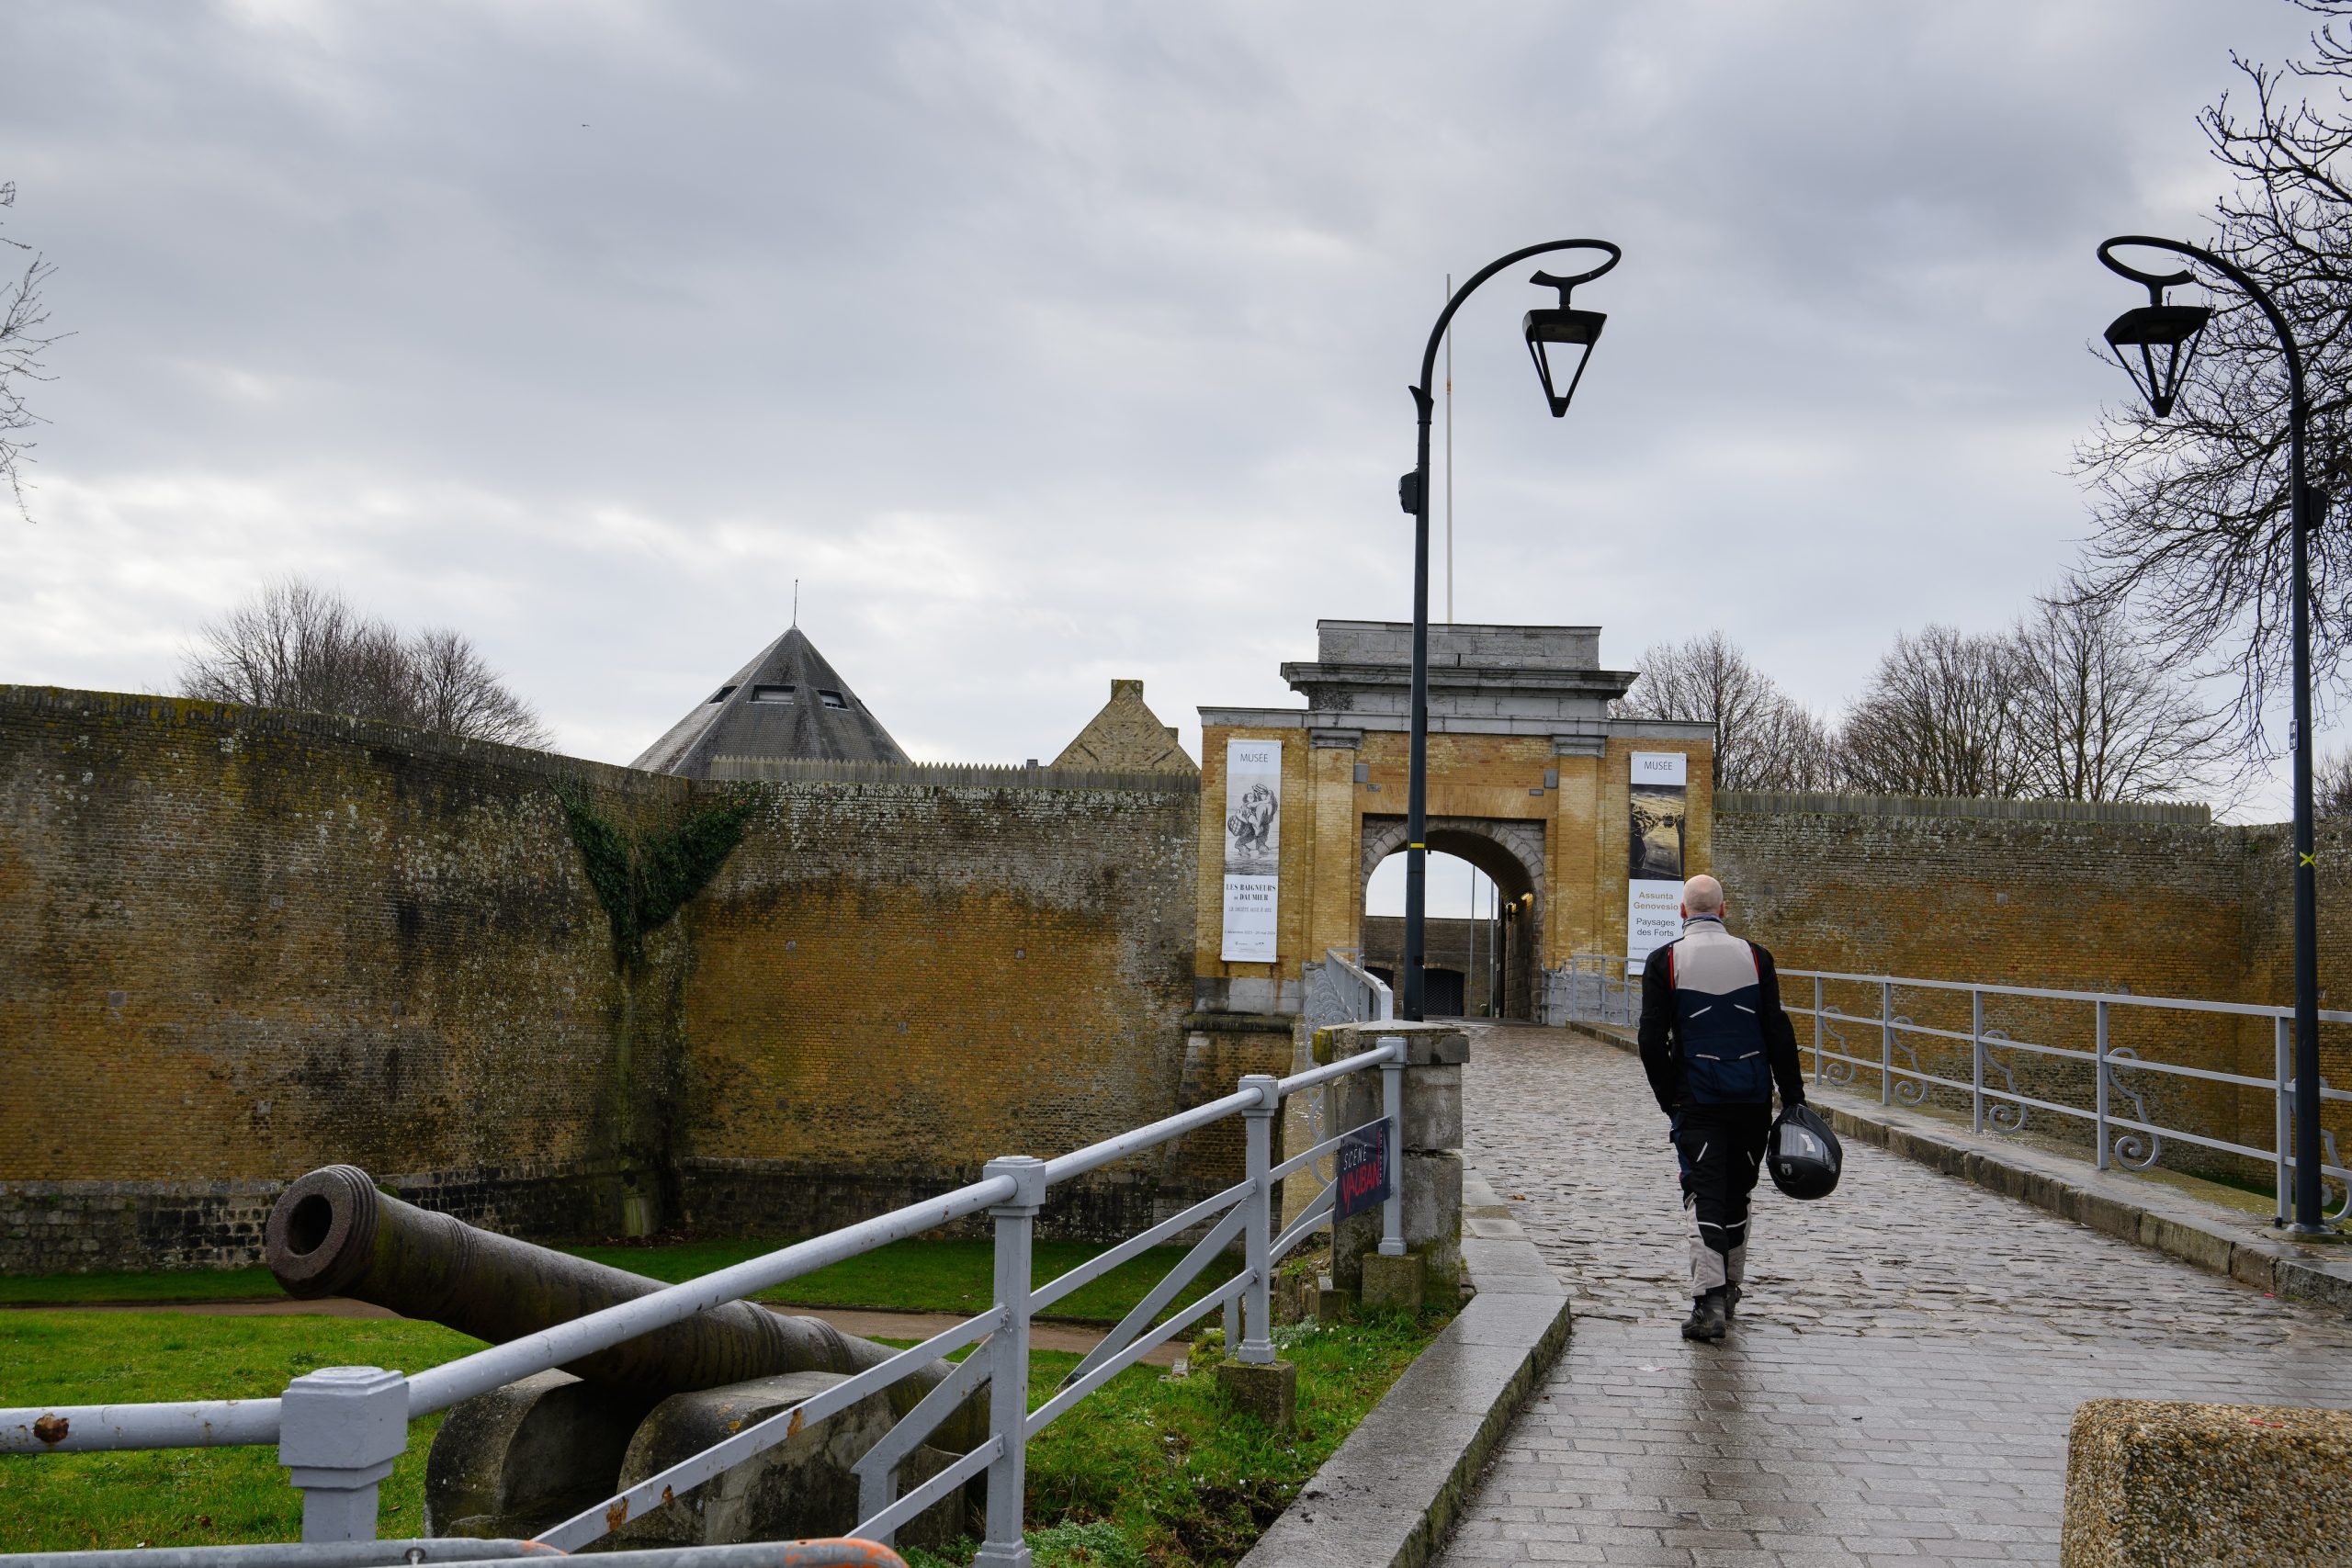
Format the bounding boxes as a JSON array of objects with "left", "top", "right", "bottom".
[
  {"left": 1713, "top": 796, "right": 2352, "bottom": 1181},
  {"left": 676, "top": 776, "right": 1201, "bottom": 1241},
  {"left": 0, "top": 687, "right": 1203, "bottom": 1270},
  {"left": 18, "top": 682, "right": 2344, "bottom": 1273},
  {"left": 0, "top": 687, "right": 689, "bottom": 1271}
]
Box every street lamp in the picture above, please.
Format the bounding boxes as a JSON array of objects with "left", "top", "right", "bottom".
[
  {"left": 1396, "top": 239, "right": 1621, "bottom": 1022},
  {"left": 2095, "top": 234, "right": 2335, "bottom": 1234}
]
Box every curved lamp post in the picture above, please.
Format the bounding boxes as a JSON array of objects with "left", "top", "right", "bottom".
[
  {"left": 1396, "top": 239, "right": 1622, "bottom": 1021},
  {"left": 2095, "top": 234, "right": 2334, "bottom": 1233}
]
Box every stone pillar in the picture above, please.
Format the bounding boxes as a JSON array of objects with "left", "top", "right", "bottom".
[{"left": 1317, "top": 1020, "right": 1466, "bottom": 1303}]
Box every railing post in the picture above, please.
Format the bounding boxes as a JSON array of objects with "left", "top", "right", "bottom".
[
  {"left": 2275, "top": 1016, "right": 2293, "bottom": 1226},
  {"left": 277, "top": 1366, "right": 407, "bottom": 1543},
  {"left": 1380, "top": 1041, "right": 1407, "bottom": 1258},
  {"left": 1971, "top": 988, "right": 1985, "bottom": 1134},
  {"left": 2095, "top": 1000, "right": 2110, "bottom": 1172},
  {"left": 976, "top": 1156, "right": 1046, "bottom": 1568},
  {"left": 1880, "top": 979, "right": 1894, "bottom": 1108},
  {"left": 1238, "top": 1074, "right": 1280, "bottom": 1365},
  {"left": 1813, "top": 976, "right": 1824, "bottom": 1084}
]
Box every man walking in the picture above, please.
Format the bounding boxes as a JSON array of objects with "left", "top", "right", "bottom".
[{"left": 1636, "top": 874, "right": 1806, "bottom": 1342}]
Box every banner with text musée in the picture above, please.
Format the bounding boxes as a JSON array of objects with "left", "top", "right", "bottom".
[
  {"left": 1221, "top": 738, "right": 1283, "bottom": 963},
  {"left": 1625, "top": 750, "right": 1689, "bottom": 973}
]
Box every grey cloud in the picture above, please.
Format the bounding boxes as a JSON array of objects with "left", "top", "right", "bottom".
[{"left": 0, "top": 0, "right": 2322, "bottom": 817}]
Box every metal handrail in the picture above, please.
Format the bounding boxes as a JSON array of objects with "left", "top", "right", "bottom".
[
  {"left": 0, "top": 1543, "right": 906, "bottom": 1568},
  {"left": 0, "top": 1037, "right": 1413, "bottom": 1565},
  {"left": 1550, "top": 953, "right": 2350, "bottom": 1226},
  {"left": 1323, "top": 948, "right": 1395, "bottom": 1022}
]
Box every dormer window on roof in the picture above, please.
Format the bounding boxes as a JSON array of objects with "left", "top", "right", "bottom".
[
  {"left": 818, "top": 690, "right": 849, "bottom": 709},
  {"left": 751, "top": 684, "right": 796, "bottom": 704},
  {"left": 708, "top": 685, "right": 737, "bottom": 704}
]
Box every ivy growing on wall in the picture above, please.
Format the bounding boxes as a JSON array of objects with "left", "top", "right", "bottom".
[{"left": 555, "top": 784, "right": 758, "bottom": 961}]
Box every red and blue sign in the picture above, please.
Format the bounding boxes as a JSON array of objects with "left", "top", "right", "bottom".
[{"left": 1336, "top": 1119, "right": 1392, "bottom": 1219}]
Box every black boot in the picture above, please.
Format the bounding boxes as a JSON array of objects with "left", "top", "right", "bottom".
[
  {"left": 1680, "top": 1290, "right": 1728, "bottom": 1342},
  {"left": 1724, "top": 1283, "right": 1743, "bottom": 1320}
]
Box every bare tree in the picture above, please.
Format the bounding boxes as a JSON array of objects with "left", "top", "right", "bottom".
[
  {"left": 2008, "top": 589, "right": 2237, "bottom": 803},
  {"left": 183, "top": 579, "right": 409, "bottom": 719},
  {"left": 1839, "top": 625, "right": 2030, "bottom": 798},
  {"left": 2073, "top": 3, "right": 2352, "bottom": 734},
  {"left": 1747, "top": 699, "right": 1845, "bottom": 793},
  {"left": 1, "top": 182, "right": 67, "bottom": 522},
  {"left": 2315, "top": 745, "right": 2352, "bottom": 815},
  {"left": 181, "top": 578, "right": 552, "bottom": 749},
  {"left": 408, "top": 626, "right": 552, "bottom": 747},
  {"left": 1616, "top": 631, "right": 1834, "bottom": 790}
]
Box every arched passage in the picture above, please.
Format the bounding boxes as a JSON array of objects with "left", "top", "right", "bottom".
[{"left": 1360, "top": 816, "right": 1546, "bottom": 1019}]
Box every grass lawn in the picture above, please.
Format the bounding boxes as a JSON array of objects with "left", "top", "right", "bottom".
[
  {"left": 1, "top": 1303, "right": 1442, "bottom": 1566},
  {"left": 0, "top": 1236, "right": 1208, "bottom": 1325},
  {"left": 0, "top": 1313, "right": 479, "bottom": 1553}
]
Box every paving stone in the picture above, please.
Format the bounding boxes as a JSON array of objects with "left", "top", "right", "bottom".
[{"left": 1431, "top": 1026, "right": 2352, "bottom": 1568}]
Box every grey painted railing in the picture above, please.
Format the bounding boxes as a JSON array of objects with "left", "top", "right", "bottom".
[
  {"left": 0, "top": 1045, "right": 1408, "bottom": 1567},
  {"left": 1550, "top": 953, "right": 2350, "bottom": 1226},
  {"left": 1294, "top": 951, "right": 1395, "bottom": 1185},
  {"left": 0, "top": 1544, "right": 910, "bottom": 1568}
]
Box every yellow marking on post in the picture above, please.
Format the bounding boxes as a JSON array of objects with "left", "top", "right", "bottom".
[
  {"left": 2302, "top": 852, "right": 2319, "bottom": 868},
  {"left": 1408, "top": 842, "right": 1426, "bottom": 851}
]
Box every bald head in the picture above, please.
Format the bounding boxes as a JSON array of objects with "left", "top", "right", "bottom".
[{"left": 1681, "top": 874, "right": 1724, "bottom": 918}]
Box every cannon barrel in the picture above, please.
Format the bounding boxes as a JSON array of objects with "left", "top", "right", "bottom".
[{"left": 265, "top": 1166, "right": 980, "bottom": 1446}]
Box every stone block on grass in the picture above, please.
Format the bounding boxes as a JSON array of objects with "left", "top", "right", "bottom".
[
  {"left": 2062, "top": 1398, "right": 2352, "bottom": 1568},
  {"left": 1216, "top": 1358, "right": 1298, "bottom": 1431},
  {"left": 1362, "top": 1252, "right": 1425, "bottom": 1313}
]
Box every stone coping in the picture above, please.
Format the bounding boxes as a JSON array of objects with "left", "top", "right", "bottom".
[
  {"left": 1234, "top": 1171, "right": 1572, "bottom": 1568},
  {"left": 2062, "top": 1398, "right": 2352, "bottom": 1567},
  {"left": 1566, "top": 1021, "right": 2352, "bottom": 1313}
]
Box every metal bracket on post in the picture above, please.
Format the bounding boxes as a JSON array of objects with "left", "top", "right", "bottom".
[
  {"left": 974, "top": 1157, "right": 1046, "bottom": 1568},
  {"left": 1238, "top": 1074, "right": 1280, "bottom": 1366},
  {"left": 277, "top": 1366, "right": 407, "bottom": 1543},
  {"left": 1379, "top": 1036, "right": 1407, "bottom": 1258}
]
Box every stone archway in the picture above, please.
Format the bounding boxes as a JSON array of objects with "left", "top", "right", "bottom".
[{"left": 1360, "top": 815, "right": 1546, "bottom": 1019}]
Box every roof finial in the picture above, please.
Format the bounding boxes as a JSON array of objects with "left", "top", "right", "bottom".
[{"left": 792, "top": 579, "right": 798, "bottom": 628}]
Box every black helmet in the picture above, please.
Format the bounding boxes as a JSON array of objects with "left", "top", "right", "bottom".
[{"left": 1768, "top": 1102, "right": 1842, "bottom": 1201}]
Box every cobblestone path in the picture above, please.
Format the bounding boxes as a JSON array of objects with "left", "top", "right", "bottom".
[{"left": 1434, "top": 1025, "right": 2352, "bottom": 1567}]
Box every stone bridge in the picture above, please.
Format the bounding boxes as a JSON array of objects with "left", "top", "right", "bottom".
[{"left": 1425, "top": 1024, "right": 2352, "bottom": 1567}]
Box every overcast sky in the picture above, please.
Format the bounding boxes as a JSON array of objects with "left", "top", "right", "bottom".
[{"left": 2, "top": 2, "right": 2327, "bottom": 907}]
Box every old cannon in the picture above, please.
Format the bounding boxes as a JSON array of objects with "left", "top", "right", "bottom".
[{"left": 265, "top": 1166, "right": 978, "bottom": 1547}]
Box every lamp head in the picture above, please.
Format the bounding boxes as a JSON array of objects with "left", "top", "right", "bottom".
[
  {"left": 1522, "top": 269, "right": 1608, "bottom": 418},
  {"left": 2103, "top": 299, "right": 2211, "bottom": 419},
  {"left": 1518, "top": 244, "right": 1621, "bottom": 419},
  {"left": 2096, "top": 238, "right": 2211, "bottom": 420}
]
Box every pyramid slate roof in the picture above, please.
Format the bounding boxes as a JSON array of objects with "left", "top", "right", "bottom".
[{"left": 632, "top": 627, "right": 910, "bottom": 777}]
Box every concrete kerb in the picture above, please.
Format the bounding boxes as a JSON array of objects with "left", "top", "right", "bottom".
[
  {"left": 1233, "top": 1171, "right": 1571, "bottom": 1568},
  {"left": 1565, "top": 1021, "right": 2352, "bottom": 1314}
]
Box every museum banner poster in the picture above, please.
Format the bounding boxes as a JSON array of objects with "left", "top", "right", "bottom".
[
  {"left": 1625, "top": 750, "right": 1688, "bottom": 973},
  {"left": 1220, "top": 738, "right": 1283, "bottom": 963}
]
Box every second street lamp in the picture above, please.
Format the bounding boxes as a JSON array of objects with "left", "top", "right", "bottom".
[
  {"left": 1396, "top": 239, "right": 1621, "bottom": 1022},
  {"left": 2093, "top": 233, "right": 2335, "bottom": 1234}
]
